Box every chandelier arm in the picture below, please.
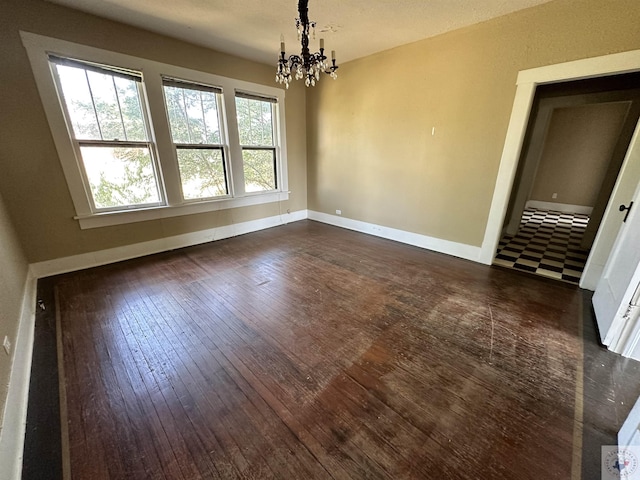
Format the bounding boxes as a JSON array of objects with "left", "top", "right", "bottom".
[{"left": 288, "top": 55, "right": 303, "bottom": 68}]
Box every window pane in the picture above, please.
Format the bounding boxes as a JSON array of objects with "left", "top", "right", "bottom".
[
  {"left": 113, "top": 77, "right": 147, "bottom": 142},
  {"left": 80, "top": 146, "right": 160, "bottom": 209},
  {"left": 55, "top": 65, "right": 101, "bottom": 140},
  {"left": 55, "top": 64, "right": 147, "bottom": 142},
  {"left": 86, "top": 70, "right": 125, "bottom": 141},
  {"left": 177, "top": 149, "right": 227, "bottom": 199},
  {"left": 235, "top": 97, "right": 274, "bottom": 146},
  {"left": 242, "top": 149, "right": 276, "bottom": 192},
  {"left": 164, "top": 86, "right": 221, "bottom": 144},
  {"left": 201, "top": 92, "right": 221, "bottom": 144}
]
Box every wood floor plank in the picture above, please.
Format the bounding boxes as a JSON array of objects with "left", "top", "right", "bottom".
[
  {"left": 153, "top": 291, "right": 333, "bottom": 480},
  {"left": 124, "top": 255, "right": 336, "bottom": 479},
  {"left": 54, "top": 220, "right": 599, "bottom": 479},
  {"left": 111, "top": 280, "right": 227, "bottom": 479},
  {"left": 177, "top": 281, "right": 376, "bottom": 478},
  {"left": 130, "top": 287, "right": 287, "bottom": 479},
  {"left": 59, "top": 280, "right": 140, "bottom": 480},
  {"left": 164, "top": 287, "right": 353, "bottom": 479}
]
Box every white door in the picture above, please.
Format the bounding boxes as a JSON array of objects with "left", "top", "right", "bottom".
[
  {"left": 592, "top": 146, "right": 640, "bottom": 351},
  {"left": 582, "top": 118, "right": 640, "bottom": 290}
]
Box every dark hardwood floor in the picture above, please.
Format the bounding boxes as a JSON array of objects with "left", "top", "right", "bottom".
[{"left": 23, "top": 220, "right": 640, "bottom": 479}]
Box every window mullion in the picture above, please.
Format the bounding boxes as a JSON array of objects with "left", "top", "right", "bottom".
[
  {"left": 143, "top": 73, "right": 183, "bottom": 206},
  {"left": 273, "top": 101, "right": 288, "bottom": 192},
  {"left": 224, "top": 90, "right": 245, "bottom": 196}
]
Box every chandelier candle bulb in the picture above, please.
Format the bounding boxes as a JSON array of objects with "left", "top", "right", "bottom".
[
  {"left": 320, "top": 38, "right": 324, "bottom": 50},
  {"left": 331, "top": 50, "right": 335, "bottom": 60}
]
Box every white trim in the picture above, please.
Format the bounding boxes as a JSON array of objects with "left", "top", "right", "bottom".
[
  {"left": 517, "top": 50, "right": 640, "bottom": 85},
  {"left": 480, "top": 49, "right": 640, "bottom": 266},
  {"left": 479, "top": 83, "right": 537, "bottom": 265},
  {"left": 308, "top": 211, "right": 482, "bottom": 262},
  {"left": 30, "top": 210, "right": 308, "bottom": 278},
  {"left": 619, "top": 390, "right": 640, "bottom": 449},
  {"left": 0, "top": 274, "right": 37, "bottom": 480},
  {"left": 76, "top": 191, "right": 290, "bottom": 229},
  {"left": 524, "top": 200, "right": 593, "bottom": 215},
  {"left": 20, "top": 31, "right": 289, "bottom": 229},
  {"left": 34, "top": 208, "right": 485, "bottom": 279},
  {"left": 619, "top": 276, "right": 640, "bottom": 358}
]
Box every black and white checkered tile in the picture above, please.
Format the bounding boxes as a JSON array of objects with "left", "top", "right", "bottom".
[{"left": 494, "top": 209, "right": 590, "bottom": 284}]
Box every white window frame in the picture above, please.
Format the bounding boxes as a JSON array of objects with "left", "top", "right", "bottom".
[
  {"left": 161, "top": 77, "right": 231, "bottom": 202},
  {"left": 50, "top": 56, "right": 166, "bottom": 212},
  {"left": 21, "top": 31, "right": 289, "bottom": 229},
  {"left": 235, "top": 92, "right": 281, "bottom": 194}
]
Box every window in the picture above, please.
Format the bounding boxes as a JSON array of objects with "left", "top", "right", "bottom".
[
  {"left": 163, "top": 78, "right": 228, "bottom": 200},
  {"left": 235, "top": 93, "right": 278, "bottom": 193},
  {"left": 50, "top": 57, "right": 163, "bottom": 210},
  {"left": 22, "top": 32, "right": 288, "bottom": 229}
]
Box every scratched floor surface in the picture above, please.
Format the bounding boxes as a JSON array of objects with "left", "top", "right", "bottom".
[{"left": 23, "top": 220, "right": 640, "bottom": 479}]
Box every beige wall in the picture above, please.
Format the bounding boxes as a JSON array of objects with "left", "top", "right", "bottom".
[
  {"left": 1, "top": 0, "right": 639, "bottom": 260},
  {"left": 0, "top": 192, "right": 29, "bottom": 429},
  {"left": 307, "top": 0, "right": 640, "bottom": 247},
  {"left": 530, "top": 102, "right": 629, "bottom": 207},
  {"left": 0, "top": 0, "right": 307, "bottom": 263}
]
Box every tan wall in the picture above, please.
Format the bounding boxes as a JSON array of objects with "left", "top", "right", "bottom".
[
  {"left": 0, "top": 192, "right": 29, "bottom": 428},
  {"left": 307, "top": 0, "right": 640, "bottom": 247},
  {"left": 530, "top": 102, "right": 629, "bottom": 207},
  {"left": 0, "top": 0, "right": 307, "bottom": 263}
]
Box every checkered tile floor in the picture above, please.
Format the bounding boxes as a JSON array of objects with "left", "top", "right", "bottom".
[{"left": 494, "top": 209, "right": 590, "bottom": 284}]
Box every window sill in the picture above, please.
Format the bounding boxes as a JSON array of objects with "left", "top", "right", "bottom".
[{"left": 75, "top": 191, "right": 290, "bottom": 229}]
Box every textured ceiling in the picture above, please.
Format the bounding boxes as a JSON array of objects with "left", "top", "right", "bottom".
[{"left": 44, "top": 0, "right": 555, "bottom": 66}]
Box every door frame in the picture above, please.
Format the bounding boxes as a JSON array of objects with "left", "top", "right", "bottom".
[{"left": 479, "top": 49, "right": 640, "bottom": 284}]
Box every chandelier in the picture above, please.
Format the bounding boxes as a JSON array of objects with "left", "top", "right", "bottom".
[{"left": 276, "top": 0, "right": 339, "bottom": 88}]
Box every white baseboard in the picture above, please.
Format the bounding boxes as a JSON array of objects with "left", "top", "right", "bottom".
[
  {"left": 307, "top": 211, "right": 482, "bottom": 263},
  {"left": 30, "top": 210, "right": 308, "bottom": 278},
  {"left": 0, "top": 274, "right": 37, "bottom": 480},
  {"left": 525, "top": 200, "right": 593, "bottom": 215},
  {"left": 31, "top": 207, "right": 482, "bottom": 281}
]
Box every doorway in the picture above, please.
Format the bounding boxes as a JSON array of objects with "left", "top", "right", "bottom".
[
  {"left": 479, "top": 49, "right": 640, "bottom": 292},
  {"left": 494, "top": 75, "right": 640, "bottom": 285}
]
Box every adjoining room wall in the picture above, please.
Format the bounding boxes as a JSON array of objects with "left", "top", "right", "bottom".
[
  {"left": 529, "top": 102, "right": 629, "bottom": 209},
  {"left": 307, "top": 0, "right": 640, "bottom": 248},
  {"left": 0, "top": 0, "right": 307, "bottom": 264}
]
